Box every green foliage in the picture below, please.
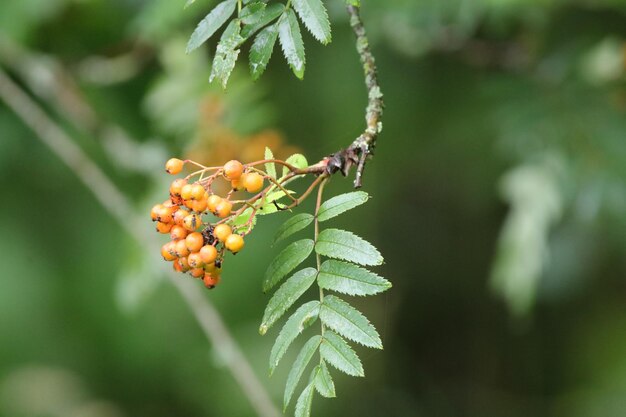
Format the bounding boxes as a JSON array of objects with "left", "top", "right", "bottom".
[
  {"left": 185, "top": 0, "right": 334, "bottom": 87},
  {"left": 263, "top": 191, "right": 389, "bottom": 416}
]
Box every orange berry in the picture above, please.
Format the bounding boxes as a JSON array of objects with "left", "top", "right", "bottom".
[
  {"left": 162, "top": 199, "right": 176, "bottom": 208},
  {"left": 173, "top": 209, "right": 189, "bottom": 226},
  {"left": 157, "top": 206, "right": 175, "bottom": 223},
  {"left": 186, "top": 232, "right": 204, "bottom": 252},
  {"left": 156, "top": 221, "right": 172, "bottom": 234},
  {"left": 170, "top": 225, "right": 188, "bottom": 240},
  {"left": 231, "top": 178, "right": 244, "bottom": 191},
  {"left": 224, "top": 160, "right": 244, "bottom": 180},
  {"left": 183, "top": 214, "right": 202, "bottom": 231},
  {"left": 213, "top": 224, "right": 232, "bottom": 242},
  {"left": 161, "top": 242, "right": 177, "bottom": 261},
  {"left": 225, "top": 234, "right": 244, "bottom": 253},
  {"left": 173, "top": 259, "right": 183, "bottom": 272},
  {"left": 178, "top": 256, "right": 191, "bottom": 272},
  {"left": 243, "top": 172, "right": 264, "bottom": 193},
  {"left": 170, "top": 178, "right": 187, "bottom": 196},
  {"left": 174, "top": 239, "right": 190, "bottom": 257},
  {"left": 150, "top": 204, "right": 163, "bottom": 221},
  {"left": 188, "top": 252, "right": 204, "bottom": 269},
  {"left": 191, "top": 198, "right": 208, "bottom": 213},
  {"left": 199, "top": 245, "right": 218, "bottom": 264},
  {"left": 215, "top": 200, "right": 232, "bottom": 218},
  {"left": 181, "top": 184, "right": 194, "bottom": 200},
  {"left": 190, "top": 268, "right": 204, "bottom": 278},
  {"left": 207, "top": 194, "right": 222, "bottom": 212},
  {"left": 203, "top": 273, "right": 221, "bottom": 289},
  {"left": 190, "top": 184, "right": 204, "bottom": 200},
  {"left": 165, "top": 158, "right": 184, "bottom": 175}
]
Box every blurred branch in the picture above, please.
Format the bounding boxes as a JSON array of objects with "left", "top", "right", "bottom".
[{"left": 0, "top": 66, "right": 280, "bottom": 417}]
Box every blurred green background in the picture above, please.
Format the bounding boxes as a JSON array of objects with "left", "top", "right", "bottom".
[{"left": 1, "top": 0, "right": 625, "bottom": 416}]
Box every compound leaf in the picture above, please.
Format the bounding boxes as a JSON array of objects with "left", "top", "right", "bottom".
[
  {"left": 186, "top": 0, "right": 237, "bottom": 53},
  {"left": 317, "top": 191, "right": 369, "bottom": 222},
  {"left": 241, "top": 3, "right": 285, "bottom": 38},
  {"left": 264, "top": 239, "right": 314, "bottom": 292},
  {"left": 315, "top": 229, "right": 383, "bottom": 266},
  {"left": 273, "top": 213, "right": 314, "bottom": 245},
  {"left": 320, "top": 295, "right": 382, "bottom": 349},
  {"left": 284, "top": 335, "right": 321, "bottom": 410},
  {"left": 318, "top": 260, "right": 391, "bottom": 296},
  {"left": 319, "top": 330, "right": 364, "bottom": 377},
  {"left": 292, "top": 0, "right": 331, "bottom": 44}
]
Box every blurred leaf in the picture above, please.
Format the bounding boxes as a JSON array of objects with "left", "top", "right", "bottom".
[
  {"left": 317, "top": 191, "right": 369, "bottom": 222},
  {"left": 273, "top": 213, "right": 314, "bottom": 245},
  {"left": 278, "top": 9, "right": 306, "bottom": 79},
  {"left": 314, "top": 361, "right": 336, "bottom": 397},
  {"left": 264, "top": 239, "right": 314, "bottom": 291},
  {"left": 318, "top": 260, "right": 391, "bottom": 296},
  {"left": 283, "top": 335, "right": 321, "bottom": 410},
  {"left": 241, "top": 3, "right": 285, "bottom": 38},
  {"left": 260, "top": 268, "right": 317, "bottom": 334},
  {"left": 264, "top": 147, "right": 277, "bottom": 178},
  {"left": 320, "top": 295, "right": 382, "bottom": 349},
  {"left": 315, "top": 229, "right": 383, "bottom": 266},
  {"left": 283, "top": 153, "right": 308, "bottom": 176},
  {"left": 295, "top": 381, "right": 315, "bottom": 417},
  {"left": 269, "top": 301, "right": 320, "bottom": 374},
  {"left": 209, "top": 20, "right": 244, "bottom": 88},
  {"left": 319, "top": 331, "right": 364, "bottom": 377},
  {"left": 240, "top": 2, "right": 267, "bottom": 25},
  {"left": 186, "top": 0, "right": 237, "bottom": 53},
  {"left": 250, "top": 25, "right": 279, "bottom": 80},
  {"left": 292, "top": 0, "right": 332, "bottom": 44}
]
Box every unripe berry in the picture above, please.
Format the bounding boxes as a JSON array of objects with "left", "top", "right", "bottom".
[
  {"left": 224, "top": 160, "right": 244, "bottom": 180},
  {"left": 170, "top": 178, "right": 187, "bottom": 196},
  {"left": 188, "top": 252, "right": 204, "bottom": 269},
  {"left": 225, "top": 234, "right": 244, "bottom": 253},
  {"left": 181, "top": 184, "right": 194, "bottom": 200},
  {"left": 190, "top": 268, "right": 204, "bottom": 278},
  {"left": 156, "top": 221, "right": 172, "bottom": 234},
  {"left": 215, "top": 200, "right": 232, "bottom": 218},
  {"left": 207, "top": 194, "right": 222, "bottom": 212},
  {"left": 203, "top": 273, "right": 221, "bottom": 289},
  {"left": 243, "top": 172, "right": 264, "bottom": 193},
  {"left": 199, "top": 245, "right": 218, "bottom": 264},
  {"left": 183, "top": 214, "right": 202, "bottom": 231},
  {"left": 165, "top": 158, "right": 184, "bottom": 175},
  {"left": 170, "top": 225, "right": 188, "bottom": 240},
  {"left": 213, "top": 224, "right": 232, "bottom": 242},
  {"left": 174, "top": 239, "right": 190, "bottom": 257}
]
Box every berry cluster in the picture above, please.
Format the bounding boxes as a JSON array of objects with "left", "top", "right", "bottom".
[{"left": 152, "top": 158, "right": 267, "bottom": 289}]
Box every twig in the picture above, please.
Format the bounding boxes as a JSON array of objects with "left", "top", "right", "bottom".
[{"left": 0, "top": 66, "right": 280, "bottom": 417}]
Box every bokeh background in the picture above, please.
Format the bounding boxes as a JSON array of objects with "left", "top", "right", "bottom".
[{"left": 1, "top": 1, "right": 626, "bottom": 416}]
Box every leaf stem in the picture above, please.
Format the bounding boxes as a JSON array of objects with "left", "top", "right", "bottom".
[{"left": 313, "top": 177, "right": 327, "bottom": 336}]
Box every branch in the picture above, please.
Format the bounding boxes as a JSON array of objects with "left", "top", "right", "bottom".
[{"left": 0, "top": 66, "right": 280, "bottom": 417}]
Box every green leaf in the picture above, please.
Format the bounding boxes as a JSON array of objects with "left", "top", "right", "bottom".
[
  {"left": 313, "top": 361, "right": 336, "bottom": 398},
  {"left": 264, "top": 239, "right": 314, "bottom": 292},
  {"left": 231, "top": 207, "right": 257, "bottom": 231},
  {"left": 186, "top": 0, "right": 237, "bottom": 53},
  {"left": 317, "top": 191, "right": 369, "bottom": 222},
  {"left": 264, "top": 147, "right": 277, "bottom": 179},
  {"left": 260, "top": 268, "right": 317, "bottom": 335},
  {"left": 292, "top": 0, "right": 331, "bottom": 44},
  {"left": 283, "top": 335, "right": 321, "bottom": 410},
  {"left": 241, "top": 3, "right": 285, "bottom": 38},
  {"left": 209, "top": 20, "right": 244, "bottom": 88},
  {"left": 315, "top": 229, "right": 383, "bottom": 266},
  {"left": 320, "top": 330, "right": 364, "bottom": 377},
  {"left": 283, "top": 153, "right": 308, "bottom": 176},
  {"left": 273, "top": 213, "right": 314, "bottom": 245},
  {"left": 295, "top": 382, "right": 315, "bottom": 417},
  {"left": 250, "top": 25, "right": 279, "bottom": 80},
  {"left": 269, "top": 301, "right": 320, "bottom": 373},
  {"left": 184, "top": 0, "right": 197, "bottom": 9},
  {"left": 240, "top": 2, "right": 266, "bottom": 24},
  {"left": 318, "top": 260, "right": 391, "bottom": 296},
  {"left": 257, "top": 189, "right": 295, "bottom": 215},
  {"left": 346, "top": 0, "right": 360, "bottom": 6},
  {"left": 278, "top": 9, "right": 306, "bottom": 79},
  {"left": 320, "top": 295, "right": 382, "bottom": 349}
]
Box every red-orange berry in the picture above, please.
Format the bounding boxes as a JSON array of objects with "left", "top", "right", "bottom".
[
  {"left": 215, "top": 200, "right": 232, "bottom": 218},
  {"left": 170, "top": 225, "right": 188, "bottom": 240},
  {"left": 165, "top": 158, "right": 184, "bottom": 175},
  {"left": 173, "top": 259, "right": 183, "bottom": 272},
  {"left": 243, "top": 172, "right": 264, "bottom": 193},
  {"left": 186, "top": 232, "right": 204, "bottom": 253},
  {"left": 224, "top": 160, "right": 244, "bottom": 180},
  {"left": 213, "top": 224, "right": 232, "bottom": 242},
  {"left": 199, "top": 245, "right": 218, "bottom": 264},
  {"left": 156, "top": 221, "right": 172, "bottom": 234},
  {"left": 170, "top": 178, "right": 187, "bottom": 196},
  {"left": 174, "top": 239, "right": 190, "bottom": 257},
  {"left": 225, "top": 234, "right": 244, "bottom": 253},
  {"left": 190, "top": 268, "right": 204, "bottom": 278},
  {"left": 203, "top": 272, "right": 221, "bottom": 289},
  {"left": 188, "top": 252, "right": 204, "bottom": 269},
  {"left": 183, "top": 214, "right": 202, "bottom": 231}
]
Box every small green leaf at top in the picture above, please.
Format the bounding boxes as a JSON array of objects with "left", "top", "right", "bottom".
[
  {"left": 250, "top": 25, "right": 279, "bottom": 80},
  {"left": 241, "top": 3, "right": 285, "bottom": 39},
  {"left": 320, "top": 295, "right": 382, "bottom": 349},
  {"left": 240, "top": 2, "right": 266, "bottom": 25},
  {"left": 295, "top": 382, "right": 315, "bottom": 417},
  {"left": 209, "top": 20, "right": 244, "bottom": 88},
  {"left": 313, "top": 361, "right": 336, "bottom": 398},
  {"left": 278, "top": 9, "right": 306, "bottom": 79},
  {"left": 269, "top": 300, "right": 320, "bottom": 374},
  {"left": 186, "top": 0, "right": 237, "bottom": 53},
  {"left": 315, "top": 229, "right": 383, "bottom": 266},
  {"left": 317, "top": 191, "right": 369, "bottom": 222},
  {"left": 283, "top": 153, "right": 308, "bottom": 176},
  {"left": 284, "top": 335, "right": 321, "bottom": 410},
  {"left": 318, "top": 260, "right": 391, "bottom": 296},
  {"left": 292, "top": 0, "right": 332, "bottom": 44},
  {"left": 264, "top": 239, "right": 314, "bottom": 292},
  {"left": 260, "top": 267, "right": 317, "bottom": 335},
  {"left": 273, "top": 213, "right": 314, "bottom": 245},
  {"left": 264, "top": 147, "right": 277, "bottom": 179},
  {"left": 319, "top": 330, "right": 364, "bottom": 377}
]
